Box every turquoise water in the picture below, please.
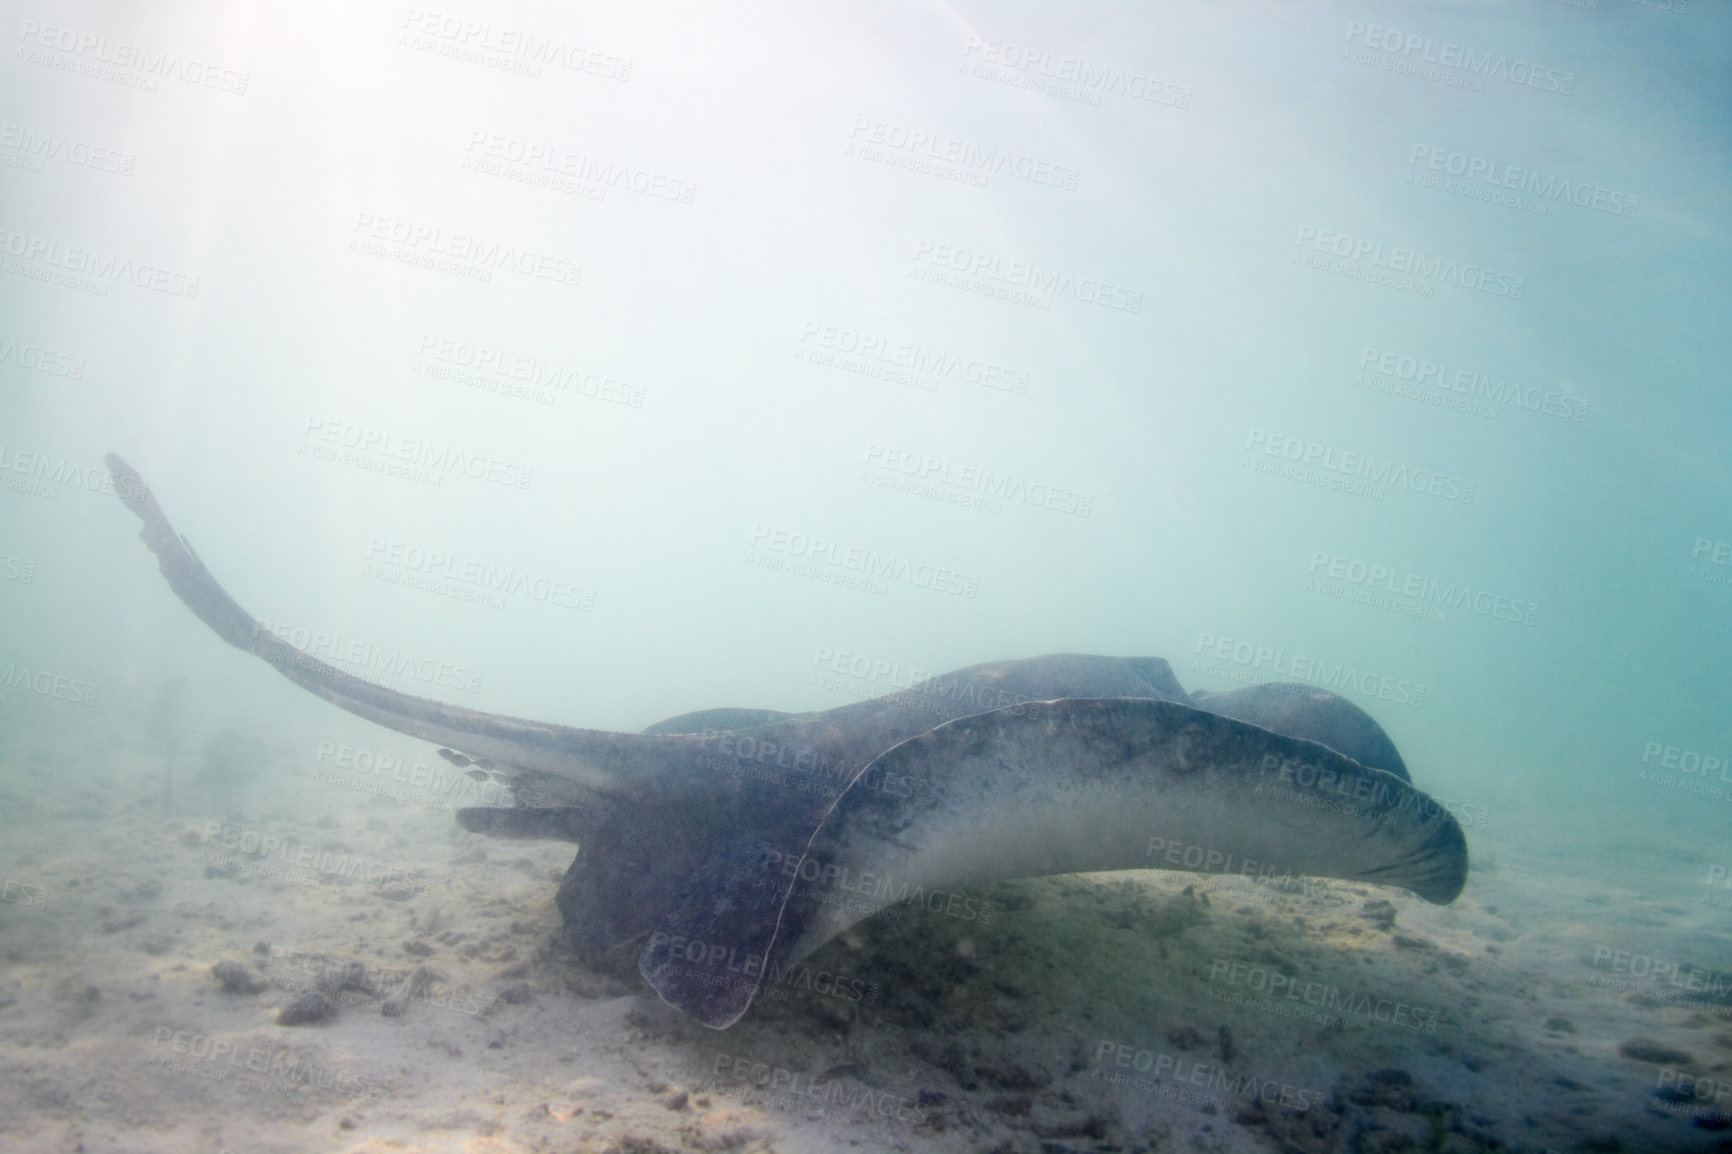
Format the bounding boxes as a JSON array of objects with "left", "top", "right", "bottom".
[{"left": 2, "top": 2, "right": 1729, "bottom": 1151}]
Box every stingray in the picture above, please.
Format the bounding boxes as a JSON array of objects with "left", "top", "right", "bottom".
[{"left": 105, "top": 454, "right": 1468, "bottom": 1029}]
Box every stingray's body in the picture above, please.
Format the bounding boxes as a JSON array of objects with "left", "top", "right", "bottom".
[{"left": 105, "top": 455, "right": 1468, "bottom": 1028}]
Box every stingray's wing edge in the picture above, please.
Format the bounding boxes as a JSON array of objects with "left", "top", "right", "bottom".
[{"left": 761, "top": 697, "right": 1467, "bottom": 979}]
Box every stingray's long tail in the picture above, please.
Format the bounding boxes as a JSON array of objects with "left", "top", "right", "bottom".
[{"left": 104, "top": 453, "right": 656, "bottom": 795}]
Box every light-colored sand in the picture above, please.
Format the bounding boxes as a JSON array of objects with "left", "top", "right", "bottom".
[{"left": 1, "top": 704, "right": 1728, "bottom": 1154}]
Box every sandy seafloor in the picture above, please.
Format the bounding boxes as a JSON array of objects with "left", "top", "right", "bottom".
[{"left": 2, "top": 698, "right": 1731, "bottom": 1154}]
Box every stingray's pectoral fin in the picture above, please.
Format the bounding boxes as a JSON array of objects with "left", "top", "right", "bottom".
[
  {"left": 638, "top": 837, "right": 800, "bottom": 1029},
  {"left": 456, "top": 806, "right": 587, "bottom": 843},
  {"left": 763, "top": 697, "right": 1468, "bottom": 975},
  {"left": 1190, "top": 682, "right": 1412, "bottom": 782}
]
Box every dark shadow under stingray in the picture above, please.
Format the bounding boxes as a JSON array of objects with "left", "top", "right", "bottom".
[{"left": 104, "top": 453, "right": 1467, "bottom": 1028}]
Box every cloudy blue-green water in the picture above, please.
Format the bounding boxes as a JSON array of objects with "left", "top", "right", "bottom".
[{"left": 1, "top": 2, "right": 1728, "bottom": 1151}]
